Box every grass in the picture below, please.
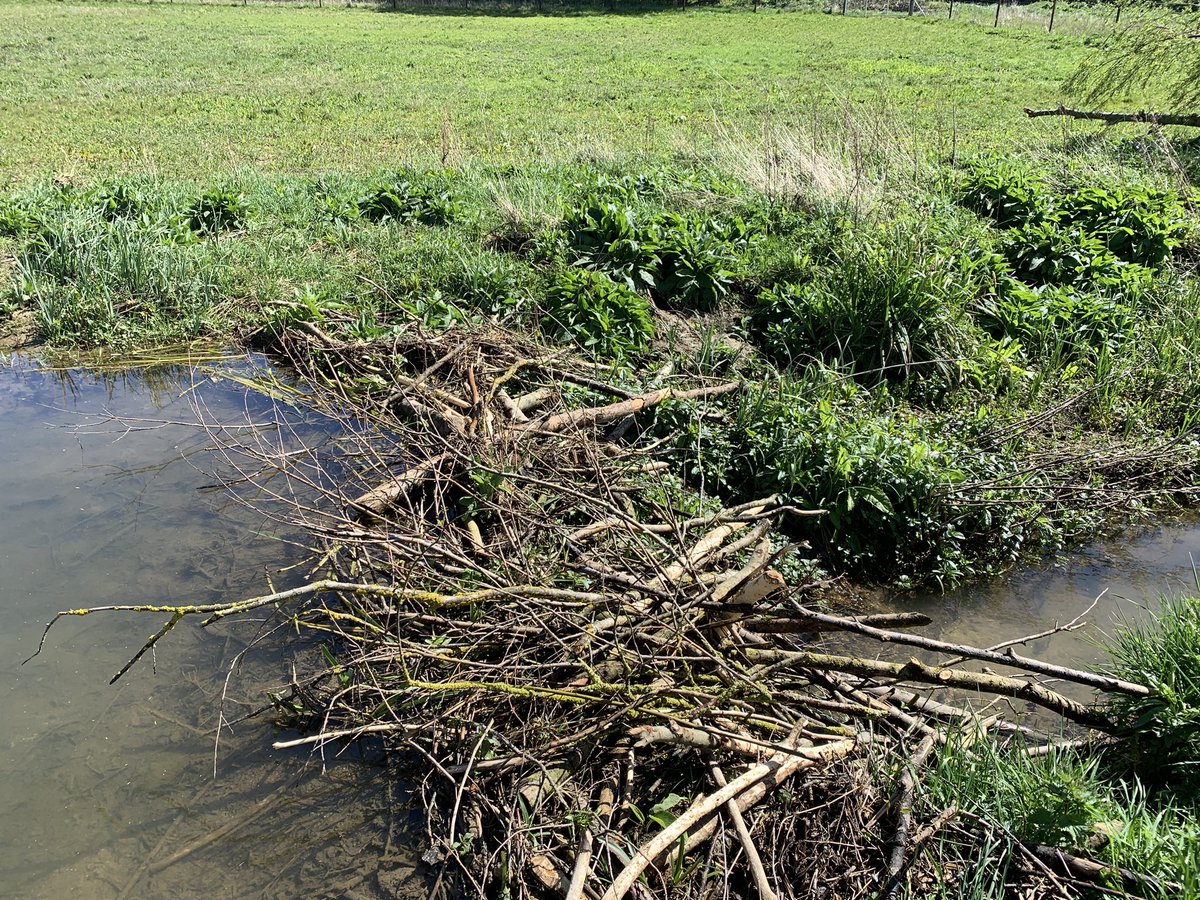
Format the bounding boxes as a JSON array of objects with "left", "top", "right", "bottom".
[
  {"left": 0, "top": 0, "right": 1095, "bottom": 182},
  {"left": 927, "top": 736, "right": 1200, "bottom": 896}
]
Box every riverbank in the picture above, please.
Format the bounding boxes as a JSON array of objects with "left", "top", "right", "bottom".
[{"left": 6, "top": 139, "right": 1200, "bottom": 895}]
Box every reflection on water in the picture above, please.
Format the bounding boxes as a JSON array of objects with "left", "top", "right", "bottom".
[
  {"left": 0, "top": 352, "right": 420, "bottom": 899},
  {"left": 898, "top": 524, "right": 1200, "bottom": 676}
]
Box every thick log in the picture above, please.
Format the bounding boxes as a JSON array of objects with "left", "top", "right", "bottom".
[{"left": 1024, "top": 106, "right": 1200, "bottom": 128}]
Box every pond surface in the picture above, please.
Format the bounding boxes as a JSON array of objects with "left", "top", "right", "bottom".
[{"left": 0, "top": 351, "right": 421, "bottom": 899}]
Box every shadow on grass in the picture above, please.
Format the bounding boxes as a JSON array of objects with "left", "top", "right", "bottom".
[{"left": 368, "top": 0, "right": 757, "bottom": 18}]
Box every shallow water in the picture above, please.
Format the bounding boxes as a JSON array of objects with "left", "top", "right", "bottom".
[
  {"left": 898, "top": 524, "right": 1200, "bottom": 676},
  {"left": 0, "top": 351, "right": 421, "bottom": 899}
]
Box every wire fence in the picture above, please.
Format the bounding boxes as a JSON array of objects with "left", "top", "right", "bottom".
[{"left": 76, "top": 0, "right": 1189, "bottom": 35}]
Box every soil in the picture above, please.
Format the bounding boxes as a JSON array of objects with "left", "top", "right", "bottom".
[{"left": 0, "top": 308, "right": 37, "bottom": 351}]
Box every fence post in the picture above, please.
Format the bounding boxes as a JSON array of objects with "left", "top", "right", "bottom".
[
  {"left": 948, "top": 0, "right": 953, "bottom": 17},
  {"left": 908, "top": 0, "right": 914, "bottom": 14},
  {"left": 993, "top": 0, "right": 1000, "bottom": 27},
  {"left": 1115, "top": 3, "right": 1122, "bottom": 23},
  {"left": 841, "top": 0, "right": 847, "bottom": 15},
  {"left": 1048, "top": 0, "right": 1057, "bottom": 31}
]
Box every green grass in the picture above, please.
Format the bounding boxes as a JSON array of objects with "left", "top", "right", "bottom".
[{"left": 0, "top": 0, "right": 1092, "bottom": 182}]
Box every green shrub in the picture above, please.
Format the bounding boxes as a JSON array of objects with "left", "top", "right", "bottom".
[
  {"left": 1001, "top": 220, "right": 1153, "bottom": 295},
  {"left": 360, "top": 173, "right": 460, "bottom": 226},
  {"left": 960, "top": 158, "right": 1053, "bottom": 228},
  {"left": 543, "top": 268, "right": 654, "bottom": 361},
  {"left": 752, "top": 226, "right": 978, "bottom": 387},
  {"left": 976, "top": 281, "right": 1137, "bottom": 358},
  {"left": 1058, "top": 185, "right": 1190, "bottom": 268},
  {"left": 185, "top": 189, "right": 248, "bottom": 235},
  {"left": 561, "top": 198, "right": 747, "bottom": 311},
  {"left": 97, "top": 184, "right": 150, "bottom": 222}
]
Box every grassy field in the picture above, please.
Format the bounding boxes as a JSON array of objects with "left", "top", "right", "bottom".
[{"left": 0, "top": 0, "right": 1094, "bottom": 182}]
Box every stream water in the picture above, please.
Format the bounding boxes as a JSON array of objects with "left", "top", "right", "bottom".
[{"left": 0, "top": 351, "right": 421, "bottom": 900}]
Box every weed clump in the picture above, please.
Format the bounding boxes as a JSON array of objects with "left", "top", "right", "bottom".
[
  {"left": 185, "top": 189, "right": 248, "bottom": 235},
  {"left": 543, "top": 268, "right": 654, "bottom": 361},
  {"left": 1106, "top": 597, "right": 1200, "bottom": 799}
]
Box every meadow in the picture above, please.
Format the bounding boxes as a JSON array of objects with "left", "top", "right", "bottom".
[{"left": 0, "top": 0, "right": 1096, "bottom": 182}]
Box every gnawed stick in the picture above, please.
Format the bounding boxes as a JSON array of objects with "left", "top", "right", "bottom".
[
  {"left": 1022, "top": 842, "right": 1184, "bottom": 896},
  {"left": 519, "top": 381, "right": 742, "bottom": 440},
  {"left": 349, "top": 451, "right": 452, "bottom": 517},
  {"left": 743, "top": 648, "right": 1117, "bottom": 732},
  {"left": 788, "top": 604, "right": 1150, "bottom": 697},
  {"left": 710, "top": 761, "right": 779, "bottom": 900},
  {"left": 881, "top": 732, "right": 937, "bottom": 900},
  {"left": 600, "top": 735, "right": 863, "bottom": 900}
]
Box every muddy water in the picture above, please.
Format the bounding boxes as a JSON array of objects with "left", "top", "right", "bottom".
[{"left": 0, "top": 352, "right": 421, "bottom": 900}]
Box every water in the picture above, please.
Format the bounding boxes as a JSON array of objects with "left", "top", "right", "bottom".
[
  {"left": 897, "top": 525, "right": 1200, "bottom": 676},
  {"left": 0, "top": 351, "right": 421, "bottom": 900}
]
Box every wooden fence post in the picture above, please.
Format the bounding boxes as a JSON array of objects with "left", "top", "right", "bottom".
[{"left": 908, "top": 0, "right": 914, "bottom": 14}]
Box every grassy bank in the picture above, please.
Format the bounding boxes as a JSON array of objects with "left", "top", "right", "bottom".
[
  {"left": 3, "top": 138, "right": 1199, "bottom": 586},
  {"left": 0, "top": 0, "right": 1095, "bottom": 181}
]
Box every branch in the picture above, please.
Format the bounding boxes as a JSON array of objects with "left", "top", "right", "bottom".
[{"left": 1024, "top": 106, "right": 1200, "bottom": 128}]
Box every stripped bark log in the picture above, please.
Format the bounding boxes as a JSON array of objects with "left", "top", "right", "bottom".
[{"left": 743, "top": 648, "right": 1116, "bottom": 731}]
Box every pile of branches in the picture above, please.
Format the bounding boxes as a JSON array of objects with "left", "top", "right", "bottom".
[{"left": 31, "top": 325, "right": 1165, "bottom": 899}]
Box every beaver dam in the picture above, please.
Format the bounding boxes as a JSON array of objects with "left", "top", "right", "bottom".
[{"left": 14, "top": 329, "right": 1200, "bottom": 899}]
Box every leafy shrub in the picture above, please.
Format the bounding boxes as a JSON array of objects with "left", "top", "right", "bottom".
[
  {"left": 185, "top": 190, "right": 248, "bottom": 235},
  {"left": 960, "top": 158, "right": 1053, "bottom": 228},
  {"left": 976, "top": 281, "right": 1136, "bottom": 358},
  {"left": 561, "top": 199, "right": 748, "bottom": 311},
  {"left": 1001, "top": 220, "right": 1153, "bottom": 295},
  {"left": 724, "top": 379, "right": 972, "bottom": 582},
  {"left": 1057, "top": 185, "right": 1190, "bottom": 267},
  {"left": 543, "top": 268, "right": 654, "bottom": 361},
  {"left": 443, "top": 252, "right": 530, "bottom": 319},
  {"left": 752, "top": 227, "right": 978, "bottom": 387},
  {"left": 97, "top": 184, "right": 149, "bottom": 222},
  {"left": 361, "top": 173, "right": 460, "bottom": 226}
]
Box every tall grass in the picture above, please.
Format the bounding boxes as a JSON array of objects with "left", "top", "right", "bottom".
[{"left": 928, "top": 736, "right": 1200, "bottom": 896}]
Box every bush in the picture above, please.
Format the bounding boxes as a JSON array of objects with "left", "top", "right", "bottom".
[
  {"left": 1058, "top": 185, "right": 1191, "bottom": 268},
  {"left": 185, "top": 190, "right": 248, "bottom": 235},
  {"left": 543, "top": 268, "right": 654, "bottom": 362},
  {"left": 960, "top": 158, "right": 1053, "bottom": 228},
  {"left": 976, "top": 281, "right": 1137, "bottom": 358},
  {"left": 752, "top": 226, "right": 979, "bottom": 387},
  {"left": 561, "top": 199, "right": 747, "bottom": 311},
  {"left": 360, "top": 173, "right": 460, "bottom": 226},
  {"left": 723, "top": 377, "right": 977, "bottom": 584}
]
